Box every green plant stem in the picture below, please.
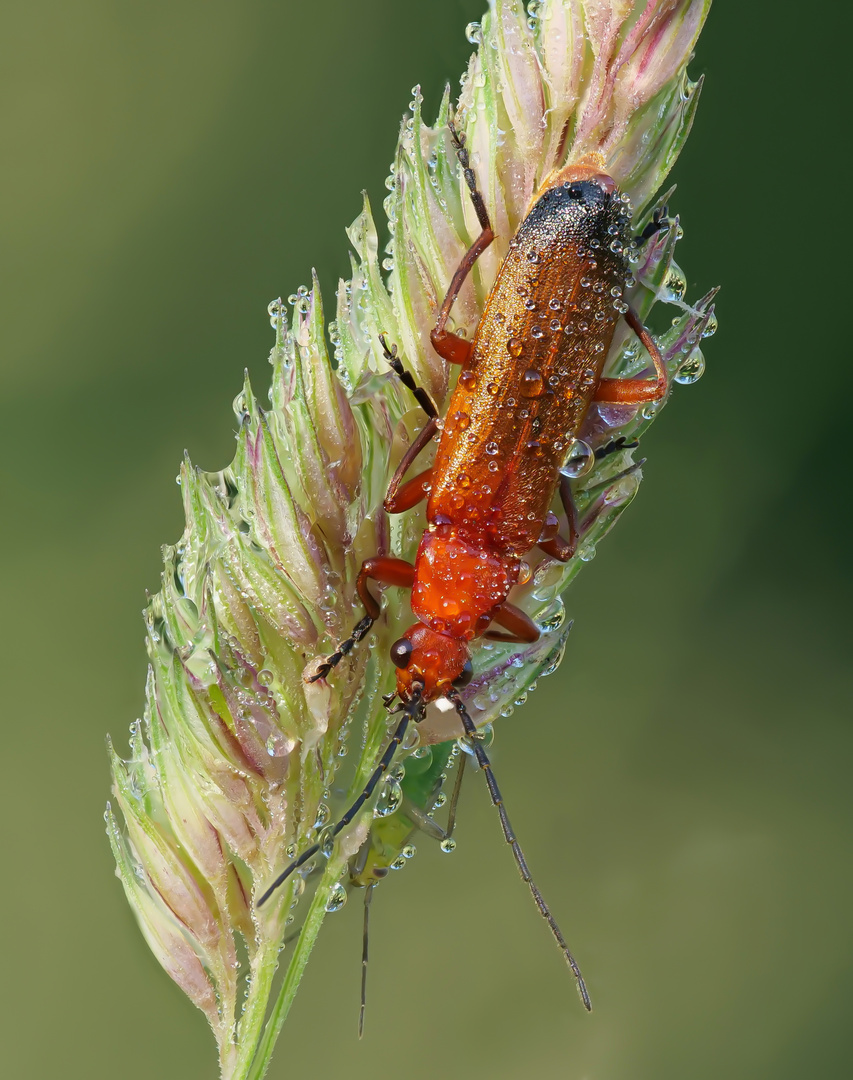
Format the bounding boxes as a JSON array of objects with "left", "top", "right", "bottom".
[
  {"left": 226, "top": 938, "right": 279, "bottom": 1080},
  {"left": 240, "top": 854, "right": 349, "bottom": 1080}
]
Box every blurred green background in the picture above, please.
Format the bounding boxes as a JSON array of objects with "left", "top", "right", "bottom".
[{"left": 2, "top": 2, "right": 850, "bottom": 1077}]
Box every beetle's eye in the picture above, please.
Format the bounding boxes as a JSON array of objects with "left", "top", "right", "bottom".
[
  {"left": 390, "top": 638, "right": 413, "bottom": 669},
  {"left": 453, "top": 659, "right": 474, "bottom": 687}
]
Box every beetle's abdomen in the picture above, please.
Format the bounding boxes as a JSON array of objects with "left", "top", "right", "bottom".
[{"left": 429, "top": 176, "right": 632, "bottom": 555}]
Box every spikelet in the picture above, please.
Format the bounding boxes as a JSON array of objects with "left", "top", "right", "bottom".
[{"left": 107, "top": 3, "right": 715, "bottom": 1075}]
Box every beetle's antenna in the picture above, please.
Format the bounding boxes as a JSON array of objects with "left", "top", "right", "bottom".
[
  {"left": 257, "top": 687, "right": 425, "bottom": 908},
  {"left": 358, "top": 881, "right": 376, "bottom": 1039},
  {"left": 445, "top": 687, "right": 592, "bottom": 1011}
]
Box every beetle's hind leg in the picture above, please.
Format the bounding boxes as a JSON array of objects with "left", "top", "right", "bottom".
[
  {"left": 594, "top": 307, "right": 667, "bottom": 404},
  {"left": 594, "top": 435, "right": 639, "bottom": 460},
  {"left": 485, "top": 602, "right": 541, "bottom": 644},
  {"left": 537, "top": 473, "right": 579, "bottom": 562},
  {"left": 430, "top": 120, "right": 495, "bottom": 367},
  {"left": 636, "top": 204, "right": 671, "bottom": 243}
]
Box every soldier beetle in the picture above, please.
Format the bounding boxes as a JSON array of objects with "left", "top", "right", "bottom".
[{"left": 258, "top": 121, "right": 669, "bottom": 1013}]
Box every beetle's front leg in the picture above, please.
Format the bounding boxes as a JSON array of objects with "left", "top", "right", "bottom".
[{"left": 306, "top": 557, "right": 416, "bottom": 682}]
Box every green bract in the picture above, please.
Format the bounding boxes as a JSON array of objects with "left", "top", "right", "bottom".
[{"left": 107, "top": 2, "right": 715, "bottom": 1076}]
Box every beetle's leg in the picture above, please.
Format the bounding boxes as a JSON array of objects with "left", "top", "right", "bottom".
[
  {"left": 636, "top": 205, "right": 670, "bottom": 243},
  {"left": 400, "top": 749, "right": 467, "bottom": 843},
  {"left": 358, "top": 880, "right": 376, "bottom": 1038},
  {"left": 539, "top": 535, "right": 573, "bottom": 561},
  {"left": 594, "top": 435, "right": 639, "bottom": 460},
  {"left": 383, "top": 416, "right": 438, "bottom": 514},
  {"left": 538, "top": 472, "right": 579, "bottom": 562},
  {"left": 379, "top": 334, "right": 438, "bottom": 419},
  {"left": 537, "top": 511, "right": 560, "bottom": 543},
  {"left": 430, "top": 122, "right": 495, "bottom": 367},
  {"left": 485, "top": 601, "right": 541, "bottom": 644},
  {"left": 594, "top": 306, "right": 667, "bottom": 405},
  {"left": 306, "top": 557, "right": 416, "bottom": 683},
  {"left": 385, "top": 468, "right": 434, "bottom": 514}
]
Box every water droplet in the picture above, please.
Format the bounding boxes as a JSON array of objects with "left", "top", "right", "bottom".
[
  {"left": 465, "top": 20, "right": 483, "bottom": 44},
  {"left": 540, "top": 640, "right": 567, "bottom": 677},
  {"left": 314, "top": 803, "right": 330, "bottom": 829},
  {"left": 325, "top": 882, "right": 347, "bottom": 913},
  {"left": 537, "top": 598, "right": 566, "bottom": 632},
  {"left": 561, "top": 439, "right": 594, "bottom": 478},
  {"left": 532, "top": 561, "right": 563, "bottom": 602},
  {"left": 507, "top": 337, "right": 523, "bottom": 357},
  {"left": 319, "top": 825, "right": 337, "bottom": 858},
  {"left": 258, "top": 669, "right": 274, "bottom": 686},
  {"left": 440, "top": 838, "right": 457, "bottom": 854},
  {"left": 520, "top": 369, "right": 545, "bottom": 397},
  {"left": 702, "top": 312, "right": 718, "bottom": 338},
  {"left": 675, "top": 348, "right": 705, "bottom": 385},
  {"left": 402, "top": 844, "right": 417, "bottom": 859},
  {"left": 452, "top": 410, "right": 470, "bottom": 431},
  {"left": 662, "top": 265, "right": 687, "bottom": 303},
  {"left": 374, "top": 778, "right": 403, "bottom": 818},
  {"left": 458, "top": 369, "right": 478, "bottom": 391}
]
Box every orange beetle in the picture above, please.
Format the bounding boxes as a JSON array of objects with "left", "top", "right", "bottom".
[{"left": 259, "top": 124, "right": 668, "bottom": 1011}]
